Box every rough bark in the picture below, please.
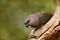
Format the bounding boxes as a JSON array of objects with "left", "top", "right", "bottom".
[{"left": 28, "top": 0, "right": 60, "bottom": 40}]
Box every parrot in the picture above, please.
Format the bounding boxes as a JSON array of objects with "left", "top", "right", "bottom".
[{"left": 24, "top": 12, "right": 53, "bottom": 32}]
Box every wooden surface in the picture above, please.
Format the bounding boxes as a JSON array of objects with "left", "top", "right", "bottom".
[{"left": 28, "top": 0, "right": 60, "bottom": 40}]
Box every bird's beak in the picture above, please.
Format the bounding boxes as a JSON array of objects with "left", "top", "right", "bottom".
[
  {"left": 24, "top": 20, "right": 30, "bottom": 28},
  {"left": 24, "top": 23, "right": 30, "bottom": 28}
]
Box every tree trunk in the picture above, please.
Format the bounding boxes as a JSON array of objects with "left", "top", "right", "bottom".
[{"left": 28, "top": 0, "right": 60, "bottom": 40}]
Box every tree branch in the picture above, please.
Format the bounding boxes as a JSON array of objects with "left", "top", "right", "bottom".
[{"left": 28, "top": 0, "right": 60, "bottom": 40}]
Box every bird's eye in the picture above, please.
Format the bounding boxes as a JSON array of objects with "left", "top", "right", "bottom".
[
  {"left": 24, "top": 20, "right": 30, "bottom": 25},
  {"left": 27, "top": 20, "right": 30, "bottom": 23}
]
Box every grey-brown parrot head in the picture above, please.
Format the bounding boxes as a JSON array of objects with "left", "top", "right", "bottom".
[
  {"left": 24, "top": 12, "right": 52, "bottom": 28},
  {"left": 24, "top": 13, "right": 40, "bottom": 28}
]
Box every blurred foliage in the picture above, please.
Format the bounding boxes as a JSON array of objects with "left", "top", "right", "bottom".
[{"left": 0, "top": 0, "right": 56, "bottom": 40}]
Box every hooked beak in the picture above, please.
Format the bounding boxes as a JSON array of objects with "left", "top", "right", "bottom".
[
  {"left": 24, "top": 20, "right": 30, "bottom": 28},
  {"left": 24, "top": 23, "right": 30, "bottom": 28}
]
